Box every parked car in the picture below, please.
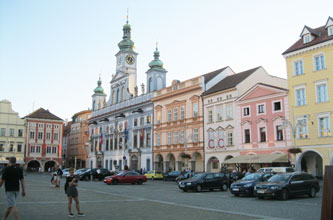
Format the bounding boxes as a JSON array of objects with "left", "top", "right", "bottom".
[
  {"left": 76, "top": 168, "right": 92, "bottom": 181},
  {"left": 163, "top": 171, "right": 182, "bottom": 181},
  {"left": 176, "top": 171, "right": 195, "bottom": 183},
  {"left": 257, "top": 167, "right": 294, "bottom": 173},
  {"left": 254, "top": 172, "right": 320, "bottom": 200},
  {"left": 91, "top": 168, "right": 111, "bottom": 181},
  {"left": 62, "top": 168, "right": 70, "bottom": 177},
  {"left": 145, "top": 171, "right": 163, "bottom": 180},
  {"left": 178, "top": 172, "right": 229, "bottom": 192},
  {"left": 104, "top": 171, "right": 147, "bottom": 185},
  {"left": 230, "top": 172, "right": 274, "bottom": 196}
]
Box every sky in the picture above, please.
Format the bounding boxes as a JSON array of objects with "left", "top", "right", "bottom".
[{"left": 1, "top": 0, "right": 332, "bottom": 121}]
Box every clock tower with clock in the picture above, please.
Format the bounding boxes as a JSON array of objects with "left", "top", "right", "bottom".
[{"left": 109, "top": 18, "right": 138, "bottom": 105}]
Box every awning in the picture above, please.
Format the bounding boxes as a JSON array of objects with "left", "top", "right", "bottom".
[{"left": 223, "top": 153, "right": 288, "bottom": 164}]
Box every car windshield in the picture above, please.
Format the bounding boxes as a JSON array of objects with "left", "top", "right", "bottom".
[
  {"left": 192, "top": 173, "right": 205, "bottom": 180},
  {"left": 242, "top": 173, "right": 262, "bottom": 180},
  {"left": 268, "top": 174, "right": 291, "bottom": 182},
  {"left": 147, "top": 171, "right": 153, "bottom": 174}
]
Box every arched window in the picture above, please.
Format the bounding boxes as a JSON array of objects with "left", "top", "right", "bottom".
[
  {"left": 121, "top": 87, "right": 125, "bottom": 101},
  {"left": 112, "top": 90, "right": 115, "bottom": 104},
  {"left": 149, "top": 77, "right": 153, "bottom": 92},
  {"left": 157, "top": 77, "right": 163, "bottom": 90},
  {"left": 92, "top": 100, "right": 96, "bottom": 111},
  {"left": 116, "top": 88, "right": 120, "bottom": 103}
]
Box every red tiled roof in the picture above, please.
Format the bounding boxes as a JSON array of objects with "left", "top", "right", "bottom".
[
  {"left": 283, "top": 25, "right": 333, "bottom": 55},
  {"left": 24, "top": 108, "right": 63, "bottom": 121}
]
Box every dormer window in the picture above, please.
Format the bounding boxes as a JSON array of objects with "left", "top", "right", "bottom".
[
  {"left": 329, "top": 27, "right": 333, "bottom": 36},
  {"left": 303, "top": 34, "right": 311, "bottom": 44}
]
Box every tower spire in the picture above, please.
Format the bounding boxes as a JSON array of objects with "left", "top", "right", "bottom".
[{"left": 126, "top": 8, "right": 129, "bottom": 24}]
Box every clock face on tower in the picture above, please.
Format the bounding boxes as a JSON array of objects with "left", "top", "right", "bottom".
[{"left": 126, "top": 55, "right": 135, "bottom": 65}]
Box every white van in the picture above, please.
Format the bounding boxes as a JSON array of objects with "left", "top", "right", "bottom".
[{"left": 257, "top": 167, "right": 294, "bottom": 173}]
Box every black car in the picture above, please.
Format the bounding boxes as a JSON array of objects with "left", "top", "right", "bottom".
[
  {"left": 230, "top": 173, "right": 273, "bottom": 196},
  {"left": 178, "top": 172, "right": 229, "bottom": 192},
  {"left": 254, "top": 172, "right": 320, "bottom": 200},
  {"left": 77, "top": 168, "right": 92, "bottom": 181},
  {"left": 91, "top": 168, "right": 112, "bottom": 181},
  {"left": 176, "top": 172, "right": 195, "bottom": 183},
  {"left": 163, "top": 171, "right": 182, "bottom": 181}
]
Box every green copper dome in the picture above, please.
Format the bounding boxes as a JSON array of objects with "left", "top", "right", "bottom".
[
  {"left": 118, "top": 20, "right": 134, "bottom": 51},
  {"left": 149, "top": 46, "right": 164, "bottom": 69},
  {"left": 93, "top": 77, "right": 105, "bottom": 95}
]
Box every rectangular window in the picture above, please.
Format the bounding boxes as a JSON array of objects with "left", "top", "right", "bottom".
[
  {"left": 226, "top": 105, "right": 233, "bottom": 119},
  {"left": 52, "top": 146, "right": 57, "bottom": 154},
  {"left": 140, "top": 117, "right": 144, "bottom": 126},
  {"left": 168, "top": 132, "right": 172, "bottom": 145},
  {"left": 294, "top": 60, "right": 304, "bottom": 76},
  {"left": 156, "top": 134, "right": 160, "bottom": 146},
  {"left": 18, "top": 129, "right": 23, "bottom": 137},
  {"left": 0, "top": 144, "right": 3, "bottom": 151},
  {"left": 134, "top": 119, "right": 138, "bottom": 127},
  {"left": 243, "top": 107, "right": 250, "bottom": 116},
  {"left": 295, "top": 88, "right": 306, "bottom": 106},
  {"left": 260, "top": 127, "right": 266, "bottom": 142},
  {"left": 52, "top": 133, "right": 58, "bottom": 141},
  {"left": 244, "top": 129, "right": 250, "bottom": 143},
  {"left": 38, "top": 123, "right": 44, "bottom": 128},
  {"left": 30, "top": 146, "right": 35, "bottom": 153},
  {"left": 110, "top": 134, "right": 113, "bottom": 150},
  {"left": 119, "top": 137, "right": 123, "bottom": 149},
  {"left": 258, "top": 104, "right": 265, "bottom": 114},
  {"left": 304, "top": 35, "right": 311, "bottom": 43},
  {"left": 319, "top": 116, "right": 331, "bottom": 137},
  {"left": 10, "top": 129, "right": 14, "bottom": 137},
  {"left": 180, "top": 106, "right": 185, "bottom": 120},
  {"left": 36, "top": 146, "right": 41, "bottom": 153},
  {"left": 46, "top": 146, "right": 51, "bottom": 154},
  {"left": 147, "top": 116, "right": 151, "bottom": 124},
  {"left": 193, "top": 129, "right": 198, "bottom": 143},
  {"left": 208, "top": 109, "right": 213, "bottom": 123},
  {"left": 180, "top": 130, "right": 185, "bottom": 144},
  {"left": 193, "top": 103, "right": 198, "bottom": 118},
  {"left": 216, "top": 106, "right": 223, "bottom": 121},
  {"left": 157, "top": 111, "right": 161, "bottom": 124},
  {"left": 168, "top": 109, "right": 172, "bottom": 122},
  {"left": 9, "top": 144, "right": 13, "bottom": 152},
  {"left": 46, "top": 132, "right": 51, "bottom": 140},
  {"left": 273, "top": 101, "right": 282, "bottom": 111},
  {"left": 134, "top": 134, "right": 137, "bottom": 148},
  {"left": 38, "top": 132, "right": 43, "bottom": 140},
  {"left": 276, "top": 126, "right": 284, "bottom": 141},
  {"left": 139, "top": 134, "right": 143, "bottom": 148},
  {"left": 106, "top": 139, "right": 109, "bottom": 151},
  {"left": 329, "top": 27, "right": 333, "bottom": 36},
  {"left": 316, "top": 83, "right": 328, "bottom": 103},
  {"left": 314, "top": 54, "right": 325, "bottom": 71},
  {"left": 297, "top": 118, "right": 308, "bottom": 139},
  {"left": 17, "top": 144, "right": 22, "bottom": 152},
  {"left": 174, "top": 108, "right": 178, "bottom": 121},
  {"left": 1, "top": 128, "right": 6, "bottom": 136},
  {"left": 174, "top": 131, "right": 178, "bottom": 145},
  {"left": 146, "top": 132, "right": 151, "bottom": 147},
  {"left": 227, "top": 132, "right": 233, "bottom": 146}
]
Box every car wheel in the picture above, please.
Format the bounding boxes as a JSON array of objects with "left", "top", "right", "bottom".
[
  {"left": 196, "top": 185, "right": 202, "bottom": 192},
  {"left": 280, "top": 189, "right": 288, "bottom": 200},
  {"left": 234, "top": 194, "right": 239, "bottom": 197},
  {"left": 221, "top": 183, "right": 228, "bottom": 191},
  {"left": 107, "top": 182, "right": 111, "bottom": 185},
  {"left": 309, "top": 187, "right": 316, "bottom": 198},
  {"left": 183, "top": 189, "right": 188, "bottom": 192},
  {"left": 151, "top": 176, "right": 154, "bottom": 181},
  {"left": 112, "top": 179, "right": 118, "bottom": 185},
  {"left": 137, "top": 179, "right": 143, "bottom": 185},
  {"left": 258, "top": 196, "right": 264, "bottom": 199}
]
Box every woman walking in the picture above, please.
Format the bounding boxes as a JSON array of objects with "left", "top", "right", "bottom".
[{"left": 64, "top": 168, "right": 85, "bottom": 218}]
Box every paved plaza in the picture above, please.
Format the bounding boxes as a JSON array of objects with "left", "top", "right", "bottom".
[{"left": 0, "top": 173, "right": 322, "bottom": 220}]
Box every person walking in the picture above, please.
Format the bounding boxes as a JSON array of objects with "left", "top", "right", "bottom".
[
  {"left": 64, "top": 168, "right": 85, "bottom": 218},
  {"left": 0, "top": 157, "right": 26, "bottom": 220},
  {"left": 55, "top": 165, "right": 63, "bottom": 187}
]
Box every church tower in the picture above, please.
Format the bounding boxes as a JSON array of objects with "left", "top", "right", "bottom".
[
  {"left": 146, "top": 44, "right": 167, "bottom": 93},
  {"left": 109, "top": 18, "right": 138, "bottom": 105},
  {"left": 92, "top": 77, "right": 107, "bottom": 111}
]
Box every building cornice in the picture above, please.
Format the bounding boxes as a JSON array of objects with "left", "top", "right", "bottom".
[{"left": 283, "top": 39, "right": 333, "bottom": 58}]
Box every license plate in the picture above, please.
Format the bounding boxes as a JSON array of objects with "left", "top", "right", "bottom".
[
  {"left": 257, "top": 190, "right": 265, "bottom": 194},
  {"left": 232, "top": 188, "right": 239, "bottom": 191}
]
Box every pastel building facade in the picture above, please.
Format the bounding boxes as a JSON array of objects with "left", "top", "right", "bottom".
[
  {"left": 283, "top": 16, "right": 333, "bottom": 178},
  {"left": 24, "top": 108, "right": 63, "bottom": 171},
  {"left": 235, "top": 83, "right": 291, "bottom": 169},
  {"left": 202, "top": 67, "right": 287, "bottom": 172},
  {"left": 0, "top": 100, "right": 25, "bottom": 164}
]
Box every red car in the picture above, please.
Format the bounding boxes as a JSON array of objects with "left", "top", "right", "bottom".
[{"left": 104, "top": 171, "right": 147, "bottom": 185}]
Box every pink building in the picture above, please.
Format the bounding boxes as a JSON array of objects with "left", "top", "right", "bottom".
[{"left": 236, "top": 83, "right": 291, "bottom": 167}]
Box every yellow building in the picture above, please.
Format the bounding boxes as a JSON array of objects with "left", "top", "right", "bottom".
[
  {"left": 0, "top": 100, "right": 25, "bottom": 165},
  {"left": 283, "top": 16, "right": 333, "bottom": 178}
]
